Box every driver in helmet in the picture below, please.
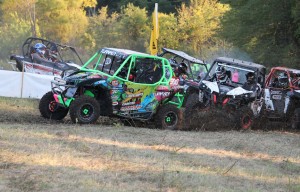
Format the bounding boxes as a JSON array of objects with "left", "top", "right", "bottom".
[
  {"left": 242, "top": 72, "right": 262, "bottom": 99},
  {"left": 174, "top": 62, "right": 188, "bottom": 79},
  {"left": 242, "top": 72, "right": 257, "bottom": 91},
  {"left": 211, "top": 65, "right": 231, "bottom": 84},
  {"left": 46, "top": 44, "right": 59, "bottom": 62},
  {"left": 31, "top": 43, "right": 50, "bottom": 63},
  {"left": 277, "top": 72, "right": 289, "bottom": 88}
]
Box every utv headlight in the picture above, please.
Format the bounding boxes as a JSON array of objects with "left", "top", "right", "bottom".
[{"left": 199, "top": 83, "right": 207, "bottom": 90}]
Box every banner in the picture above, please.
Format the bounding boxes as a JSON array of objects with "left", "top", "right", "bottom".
[
  {"left": 0, "top": 70, "right": 54, "bottom": 99},
  {"left": 150, "top": 3, "right": 159, "bottom": 55}
]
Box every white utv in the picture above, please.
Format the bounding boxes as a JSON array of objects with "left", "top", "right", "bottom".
[{"left": 185, "top": 57, "right": 266, "bottom": 130}]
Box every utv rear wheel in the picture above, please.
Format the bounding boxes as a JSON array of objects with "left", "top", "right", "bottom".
[
  {"left": 69, "top": 96, "right": 100, "bottom": 124},
  {"left": 39, "top": 91, "right": 69, "bottom": 120},
  {"left": 235, "top": 106, "right": 254, "bottom": 130},
  {"left": 291, "top": 108, "right": 300, "bottom": 129},
  {"left": 155, "top": 104, "right": 183, "bottom": 130}
]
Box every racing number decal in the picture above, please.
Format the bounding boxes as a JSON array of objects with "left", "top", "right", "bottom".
[{"left": 270, "top": 90, "right": 282, "bottom": 100}]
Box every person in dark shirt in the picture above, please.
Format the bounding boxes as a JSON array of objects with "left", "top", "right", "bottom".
[{"left": 242, "top": 72, "right": 257, "bottom": 91}]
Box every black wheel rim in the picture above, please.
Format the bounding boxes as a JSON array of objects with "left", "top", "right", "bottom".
[
  {"left": 80, "top": 104, "right": 94, "bottom": 119},
  {"left": 164, "top": 111, "right": 178, "bottom": 127}
]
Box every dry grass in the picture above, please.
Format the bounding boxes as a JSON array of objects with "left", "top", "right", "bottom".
[{"left": 0, "top": 97, "right": 300, "bottom": 192}]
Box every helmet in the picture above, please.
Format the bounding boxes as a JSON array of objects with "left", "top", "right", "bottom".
[
  {"left": 246, "top": 72, "right": 255, "bottom": 83},
  {"left": 49, "top": 44, "right": 58, "bottom": 60},
  {"left": 278, "top": 72, "right": 289, "bottom": 88},
  {"left": 34, "top": 43, "right": 46, "bottom": 55},
  {"left": 215, "top": 65, "right": 226, "bottom": 80},
  {"left": 177, "top": 62, "right": 188, "bottom": 75}
]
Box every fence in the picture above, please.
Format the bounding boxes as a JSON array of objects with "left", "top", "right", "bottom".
[{"left": 0, "top": 70, "right": 54, "bottom": 99}]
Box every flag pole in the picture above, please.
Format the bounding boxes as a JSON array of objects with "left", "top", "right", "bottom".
[{"left": 150, "top": 3, "right": 159, "bottom": 55}]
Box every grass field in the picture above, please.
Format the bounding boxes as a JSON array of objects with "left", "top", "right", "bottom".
[{"left": 0, "top": 97, "right": 300, "bottom": 192}]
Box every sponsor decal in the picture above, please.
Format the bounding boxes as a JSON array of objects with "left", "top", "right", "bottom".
[
  {"left": 272, "top": 95, "right": 282, "bottom": 100},
  {"left": 126, "top": 93, "right": 143, "bottom": 98},
  {"left": 94, "top": 80, "right": 106, "bottom": 85},
  {"left": 270, "top": 90, "right": 282, "bottom": 94},
  {"left": 111, "top": 80, "right": 119, "bottom": 87},
  {"left": 112, "top": 101, "right": 119, "bottom": 106},
  {"left": 120, "top": 105, "right": 141, "bottom": 111},
  {"left": 155, "top": 92, "right": 170, "bottom": 97},
  {"left": 105, "top": 58, "right": 111, "bottom": 64},
  {"left": 111, "top": 95, "right": 119, "bottom": 100},
  {"left": 156, "top": 85, "right": 169, "bottom": 91},
  {"left": 154, "top": 91, "right": 170, "bottom": 101},
  {"left": 89, "top": 74, "right": 102, "bottom": 78},
  {"left": 170, "top": 78, "right": 179, "bottom": 86},
  {"left": 100, "top": 49, "right": 126, "bottom": 58},
  {"left": 110, "top": 89, "right": 120, "bottom": 94},
  {"left": 122, "top": 102, "right": 136, "bottom": 106}
]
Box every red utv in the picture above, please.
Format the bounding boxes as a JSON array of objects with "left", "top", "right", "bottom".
[{"left": 262, "top": 67, "right": 300, "bottom": 129}]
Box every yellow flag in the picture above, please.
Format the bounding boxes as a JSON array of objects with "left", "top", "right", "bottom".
[{"left": 150, "top": 3, "right": 159, "bottom": 55}]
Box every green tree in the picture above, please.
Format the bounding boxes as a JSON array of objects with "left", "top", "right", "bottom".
[
  {"left": 220, "top": 0, "right": 300, "bottom": 68},
  {"left": 83, "top": 6, "right": 120, "bottom": 53},
  {"left": 0, "top": 12, "right": 31, "bottom": 62},
  {"left": 156, "top": 13, "right": 180, "bottom": 52},
  {"left": 176, "top": 0, "right": 230, "bottom": 58},
  {"left": 292, "top": 1, "right": 300, "bottom": 46},
  {"left": 117, "top": 3, "right": 149, "bottom": 51},
  {"left": 96, "top": 0, "right": 189, "bottom": 15},
  {"left": 1, "top": 0, "right": 39, "bottom": 37},
  {"left": 36, "top": 0, "right": 90, "bottom": 45}
]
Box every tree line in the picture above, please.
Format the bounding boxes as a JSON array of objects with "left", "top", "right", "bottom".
[{"left": 0, "top": 0, "right": 299, "bottom": 69}]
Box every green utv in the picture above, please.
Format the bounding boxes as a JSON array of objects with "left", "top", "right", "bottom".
[{"left": 39, "top": 48, "right": 208, "bottom": 130}]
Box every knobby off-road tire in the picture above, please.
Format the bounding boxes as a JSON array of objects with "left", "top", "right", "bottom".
[
  {"left": 69, "top": 96, "right": 100, "bottom": 124},
  {"left": 235, "top": 106, "right": 254, "bottom": 130},
  {"left": 155, "top": 104, "right": 183, "bottom": 130},
  {"left": 39, "top": 91, "right": 69, "bottom": 120},
  {"left": 291, "top": 108, "right": 300, "bottom": 129}
]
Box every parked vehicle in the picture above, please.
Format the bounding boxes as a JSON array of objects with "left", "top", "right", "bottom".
[
  {"left": 261, "top": 67, "right": 300, "bottom": 129},
  {"left": 185, "top": 57, "right": 266, "bottom": 130},
  {"left": 39, "top": 48, "right": 191, "bottom": 129},
  {"left": 10, "top": 37, "right": 83, "bottom": 76}
]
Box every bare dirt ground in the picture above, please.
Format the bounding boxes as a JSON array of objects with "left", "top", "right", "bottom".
[{"left": 0, "top": 98, "right": 300, "bottom": 192}]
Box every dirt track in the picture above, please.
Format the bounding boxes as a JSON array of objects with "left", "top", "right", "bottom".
[
  {"left": 0, "top": 97, "right": 298, "bottom": 133},
  {"left": 0, "top": 98, "right": 300, "bottom": 191}
]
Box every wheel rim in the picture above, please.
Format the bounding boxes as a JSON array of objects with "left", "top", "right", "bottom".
[
  {"left": 49, "top": 101, "right": 58, "bottom": 112},
  {"left": 80, "top": 104, "right": 94, "bottom": 119},
  {"left": 241, "top": 114, "right": 252, "bottom": 129},
  {"left": 164, "top": 111, "right": 178, "bottom": 127}
]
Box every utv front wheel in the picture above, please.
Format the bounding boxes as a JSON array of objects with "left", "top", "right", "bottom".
[
  {"left": 69, "top": 96, "right": 100, "bottom": 124},
  {"left": 291, "top": 108, "right": 300, "bottom": 129},
  {"left": 155, "top": 104, "right": 183, "bottom": 130},
  {"left": 235, "top": 106, "right": 254, "bottom": 130},
  {"left": 39, "top": 91, "right": 69, "bottom": 120}
]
